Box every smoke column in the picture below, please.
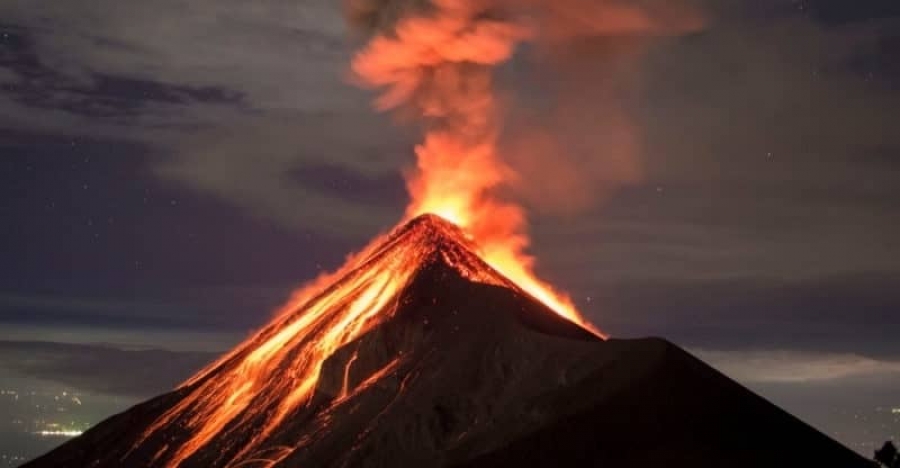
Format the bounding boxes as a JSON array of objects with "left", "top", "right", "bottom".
[{"left": 347, "top": 0, "right": 701, "bottom": 324}]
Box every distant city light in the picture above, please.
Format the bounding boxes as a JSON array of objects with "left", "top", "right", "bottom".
[
  {"left": 892, "top": 408, "right": 900, "bottom": 414},
  {"left": 34, "top": 430, "right": 83, "bottom": 437}
]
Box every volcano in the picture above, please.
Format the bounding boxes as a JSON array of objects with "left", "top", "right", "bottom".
[{"left": 24, "top": 214, "right": 869, "bottom": 468}]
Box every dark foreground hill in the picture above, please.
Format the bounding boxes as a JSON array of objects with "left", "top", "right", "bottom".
[{"left": 23, "top": 215, "right": 872, "bottom": 468}]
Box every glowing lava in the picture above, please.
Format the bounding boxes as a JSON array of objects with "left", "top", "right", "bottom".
[
  {"left": 131, "top": 214, "right": 598, "bottom": 467},
  {"left": 133, "top": 0, "right": 605, "bottom": 465},
  {"left": 132, "top": 214, "right": 596, "bottom": 467},
  {"left": 350, "top": 0, "right": 597, "bottom": 334}
]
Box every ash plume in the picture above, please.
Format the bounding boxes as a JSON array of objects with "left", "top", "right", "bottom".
[
  {"left": 345, "top": 0, "right": 702, "bottom": 218},
  {"left": 345, "top": 0, "right": 701, "bottom": 320}
]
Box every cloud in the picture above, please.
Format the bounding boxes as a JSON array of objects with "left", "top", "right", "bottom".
[
  {"left": 0, "top": 0, "right": 351, "bottom": 110},
  {"left": 1, "top": 0, "right": 898, "bottom": 252},
  {"left": 0, "top": 290, "right": 227, "bottom": 331},
  {"left": 153, "top": 112, "right": 412, "bottom": 235},
  {"left": 523, "top": 14, "right": 900, "bottom": 286},
  {"left": 0, "top": 340, "right": 215, "bottom": 397},
  {"left": 695, "top": 348, "right": 900, "bottom": 383},
  {"left": 560, "top": 271, "right": 900, "bottom": 362},
  {"left": 0, "top": 286, "right": 292, "bottom": 332},
  {"left": 0, "top": 292, "right": 190, "bottom": 318},
  {"left": 0, "top": 0, "right": 427, "bottom": 235}
]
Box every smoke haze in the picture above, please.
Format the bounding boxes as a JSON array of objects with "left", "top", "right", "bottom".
[{"left": 346, "top": 0, "right": 702, "bottom": 218}]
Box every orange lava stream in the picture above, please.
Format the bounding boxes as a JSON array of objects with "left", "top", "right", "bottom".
[
  {"left": 131, "top": 236, "right": 408, "bottom": 467},
  {"left": 132, "top": 218, "right": 515, "bottom": 467},
  {"left": 401, "top": 133, "right": 599, "bottom": 334},
  {"left": 352, "top": 0, "right": 601, "bottom": 336},
  {"left": 132, "top": 1, "right": 606, "bottom": 465}
]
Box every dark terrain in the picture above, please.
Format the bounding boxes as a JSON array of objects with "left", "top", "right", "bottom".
[{"left": 23, "top": 215, "right": 872, "bottom": 467}]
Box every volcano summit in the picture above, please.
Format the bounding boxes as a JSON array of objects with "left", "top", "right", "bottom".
[{"left": 25, "top": 215, "right": 869, "bottom": 468}]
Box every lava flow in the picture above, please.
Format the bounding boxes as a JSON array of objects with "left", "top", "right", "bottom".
[
  {"left": 131, "top": 214, "right": 598, "bottom": 467},
  {"left": 131, "top": 1, "right": 605, "bottom": 466}
]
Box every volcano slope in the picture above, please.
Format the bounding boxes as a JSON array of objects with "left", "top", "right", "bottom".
[{"left": 24, "top": 215, "right": 870, "bottom": 468}]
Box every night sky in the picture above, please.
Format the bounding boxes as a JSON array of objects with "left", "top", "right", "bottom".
[{"left": 1, "top": 0, "right": 899, "bottom": 459}]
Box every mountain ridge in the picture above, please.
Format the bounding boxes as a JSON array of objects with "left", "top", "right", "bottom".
[{"left": 22, "top": 214, "right": 872, "bottom": 467}]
